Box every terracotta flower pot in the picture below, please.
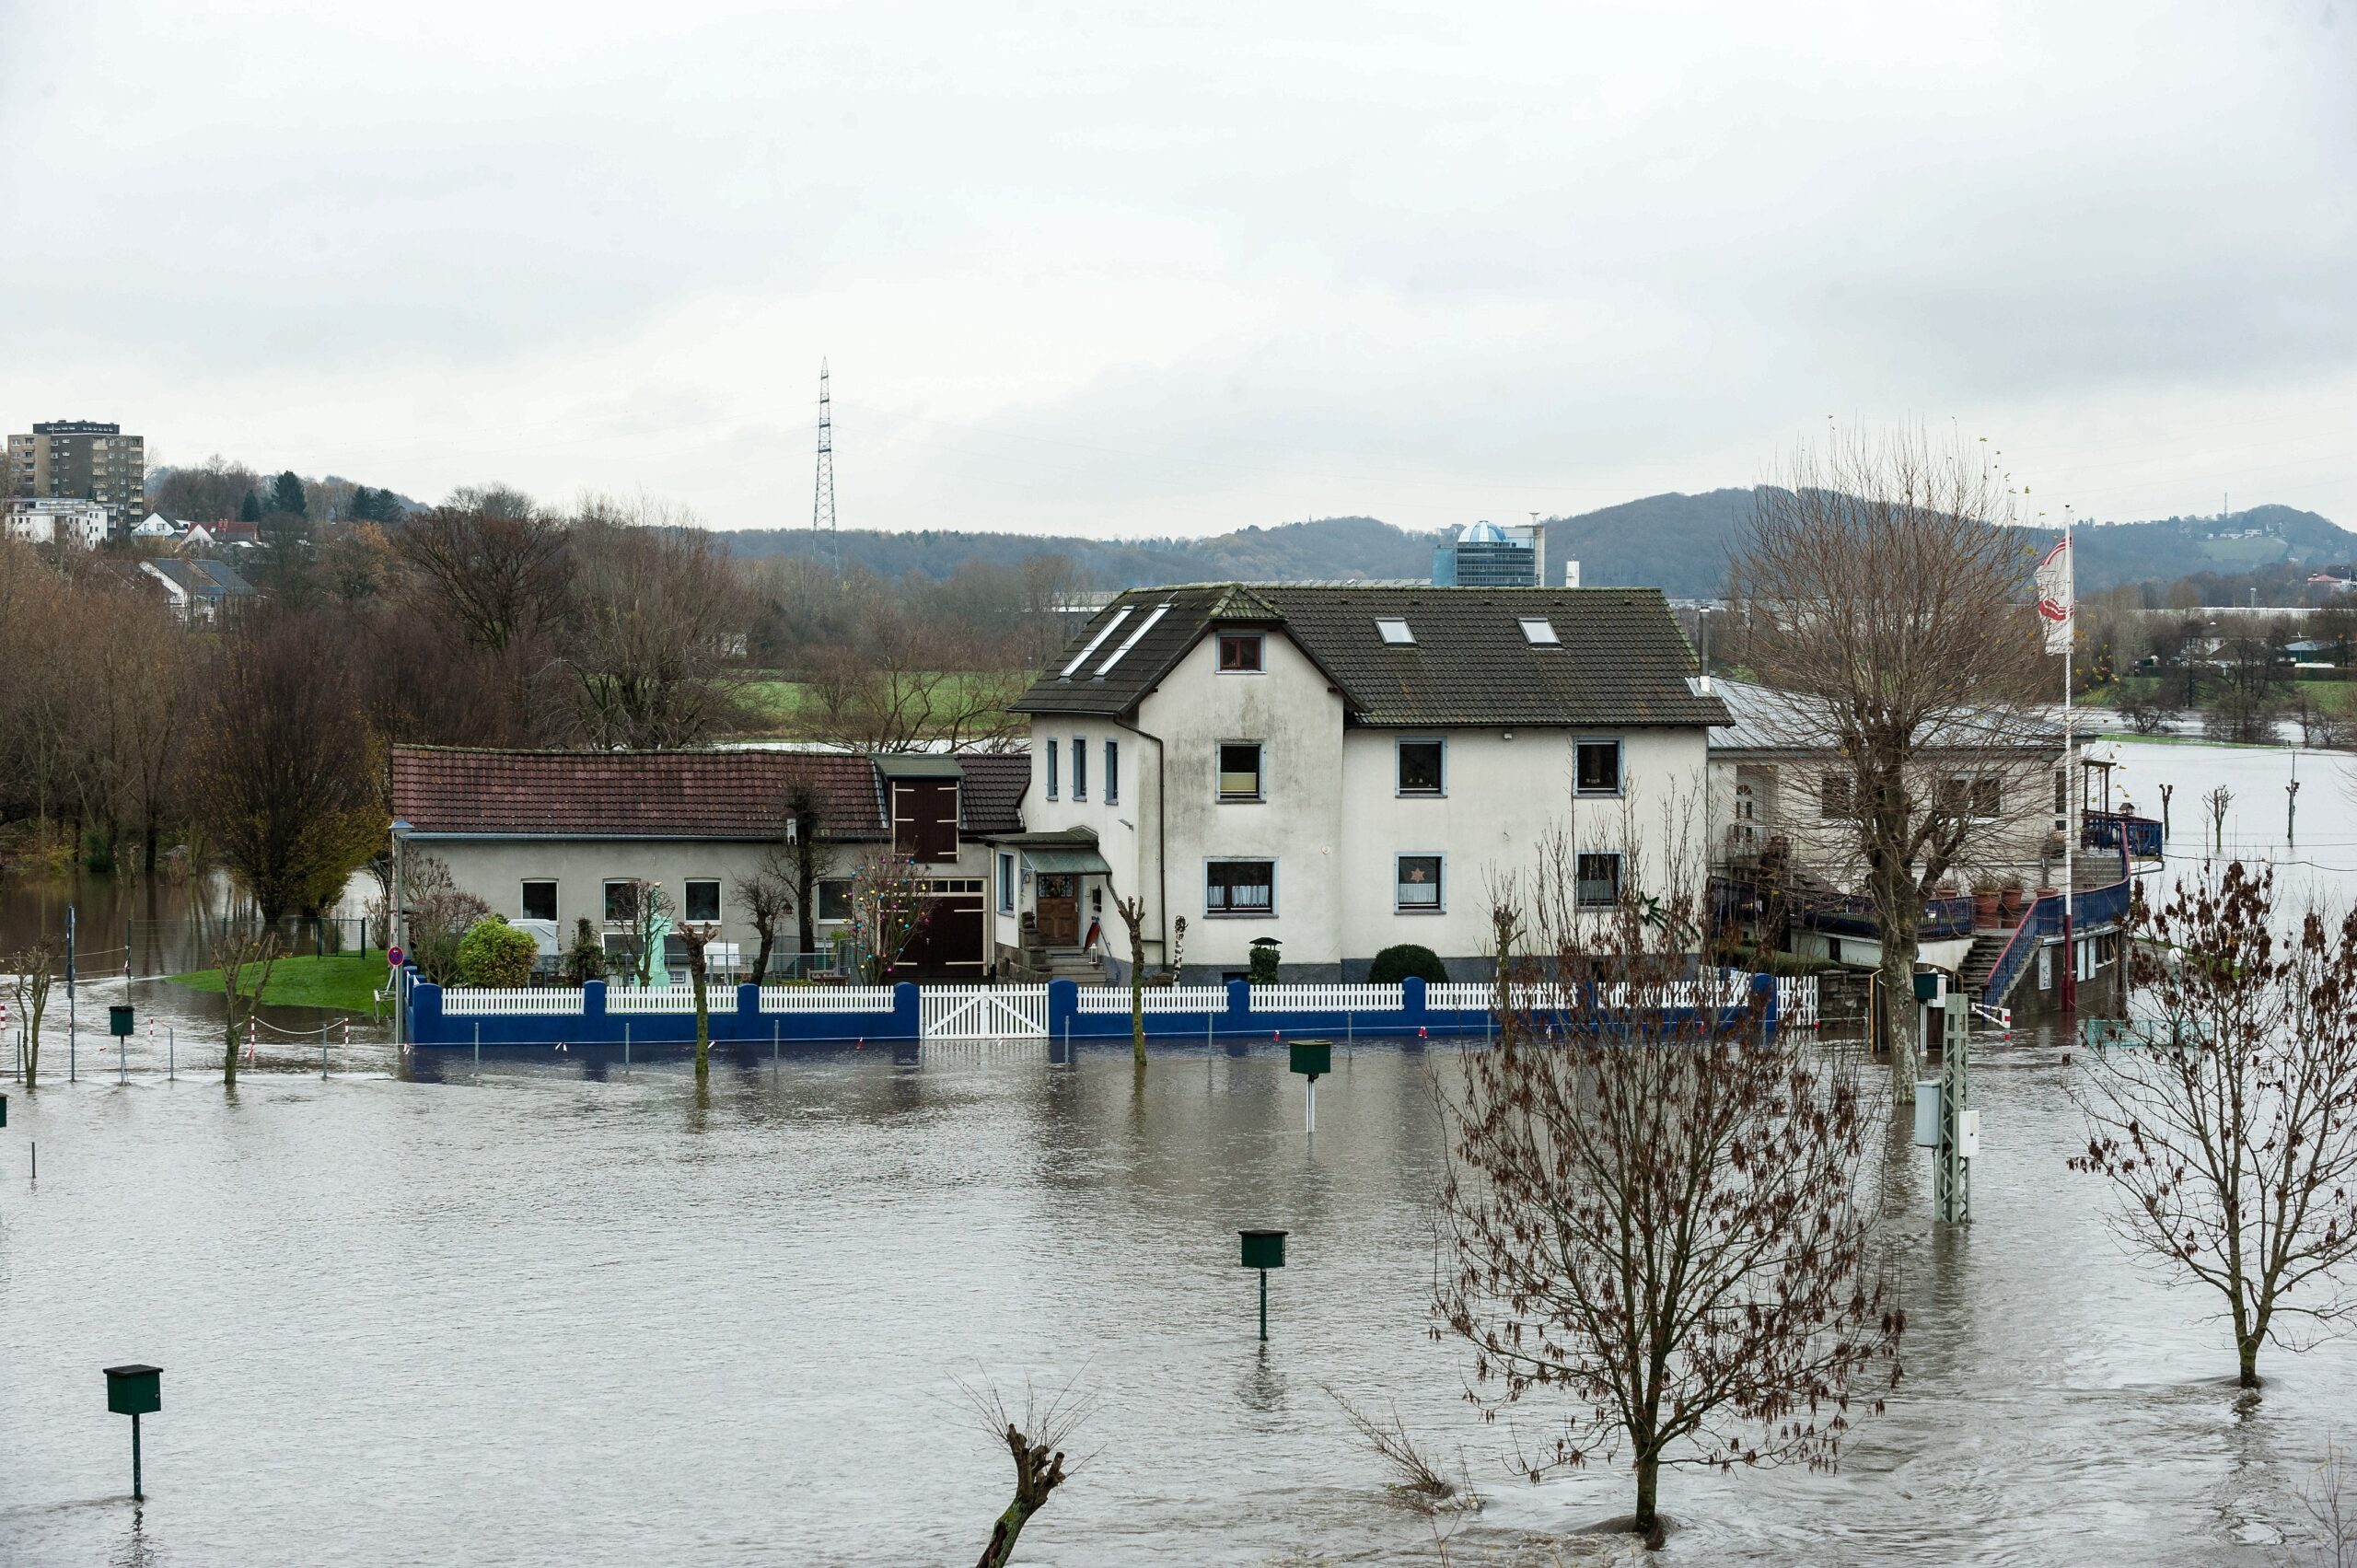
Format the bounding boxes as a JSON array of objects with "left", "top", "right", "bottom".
[
  {"left": 1999, "top": 888, "right": 2025, "bottom": 920},
  {"left": 1974, "top": 891, "right": 2002, "bottom": 925}
]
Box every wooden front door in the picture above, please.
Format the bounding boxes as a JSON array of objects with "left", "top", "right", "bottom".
[{"left": 1035, "top": 874, "right": 1079, "bottom": 946}]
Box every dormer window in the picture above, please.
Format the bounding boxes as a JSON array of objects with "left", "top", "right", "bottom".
[
  {"left": 1518, "top": 618, "right": 1559, "bottom": 645},
  {"left": 1376, "top": 619, "right": 1415, "bottom": 645}
]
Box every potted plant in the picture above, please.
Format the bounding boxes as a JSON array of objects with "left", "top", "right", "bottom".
[
  {"left": 1971, "top": 876, "right": 2002, "bottom": 927},
  {"left": 1998, "top": 876, "right": 2026, "bottom": 923}
]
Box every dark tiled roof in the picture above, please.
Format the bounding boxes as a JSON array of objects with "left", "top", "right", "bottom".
[
  {"left": 1014, "top": 584, "right": 1730, "bottom": 728},
  {"left": 390, "top": 748, "right": 888, "bottom": 839},
  {"left": 956, "top": 751, "right": 1029, "bottom": 835}
]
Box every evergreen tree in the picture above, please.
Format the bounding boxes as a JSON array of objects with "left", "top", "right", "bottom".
[
  {"left": 238, "top": 490, "right": 262, "bottom": 523},
  {"left": 269, "top": 470, "right": 308, "bottom": 517},
  {"left": 349, "top": 484, "right": 375, "bottom": 522}
]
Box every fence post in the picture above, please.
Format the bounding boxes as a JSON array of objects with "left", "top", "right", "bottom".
[
  {"left": 1402, "top": 975, "right": 1426, "bottom": 1032},
  {"left": 892, "top": 981, "right": 923, "bottom": 1042},
  {"left": 1046, "top": 978, "right": 1078, "bottom": 1049}
]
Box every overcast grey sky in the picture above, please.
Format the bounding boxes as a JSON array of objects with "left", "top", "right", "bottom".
[{"left": 4, "top": 1, "right": 2351, "bottom": 536}]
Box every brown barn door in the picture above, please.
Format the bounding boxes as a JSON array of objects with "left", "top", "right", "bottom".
[{"left": 892, "top": 781, "right": 960, "bottom": 865}]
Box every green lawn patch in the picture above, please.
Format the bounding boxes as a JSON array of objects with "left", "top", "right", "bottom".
[{"left": 169, "top": 949, "right": 390, "bottom": 1014}]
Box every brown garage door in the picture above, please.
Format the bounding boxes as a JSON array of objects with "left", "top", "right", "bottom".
[{"left": 891, "top": 891, "right": 984, "bottom": 981}]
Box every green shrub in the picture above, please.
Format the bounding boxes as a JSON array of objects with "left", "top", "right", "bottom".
[
  {"left": 1248, "top": 937, "right": 1283, "bottom": 985},
  {"left": 456, "top": 914, "right": 539, "bottom": 986},
  {"left": 1367, "top": 943, "right": 1447, "bottom": 984},
  {"left": 564, "top": 917, "right": 609, "bottom": 983}
]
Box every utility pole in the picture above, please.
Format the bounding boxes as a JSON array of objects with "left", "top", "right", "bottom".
[
  {"left": 813, "top": 359, "right": 838, "bottom": 576},
  {"left": 65, "top": 902, "right": 76, "bottom": 1083}
]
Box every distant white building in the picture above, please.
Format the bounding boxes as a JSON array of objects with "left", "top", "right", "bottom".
[
  {"left": 132, "top": 512, "right": 187, "bottom": 540},
  {"left": 5, "top": 496, "right": 109, "bottom": 549}
]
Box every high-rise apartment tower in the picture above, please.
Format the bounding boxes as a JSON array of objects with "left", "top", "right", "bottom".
[{"left": 7, "top": 420, "right": 145, "bottom": 540}]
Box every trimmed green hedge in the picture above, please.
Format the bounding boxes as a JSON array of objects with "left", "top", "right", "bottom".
[
  {"left": 457, "top": 914, "right": 539, "bottom": 986},
  {"left": 1368, "top": 943, "right": 1447, "bottom": 984}
]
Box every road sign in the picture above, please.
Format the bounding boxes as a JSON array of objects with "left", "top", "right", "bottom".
[{"left": 387, "top": 947, "right": 405, "bottom": 968}]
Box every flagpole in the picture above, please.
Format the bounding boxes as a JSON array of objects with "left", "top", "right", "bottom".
[{"left": 2061, "top": 506, "right": 2076, "bottom": 1015}]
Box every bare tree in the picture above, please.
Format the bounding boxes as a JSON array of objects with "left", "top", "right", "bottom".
[
  {"left": 6, "top": 942, "right": 58, "bottom": 1086},
  {"left": 404, "top": 854, "right": 493, "bottom": 985},
  {"left": 806, "top": 598, "right": 1028, "bottom": 753},
  {"left": 2071, "top": 863, "right": 2357, "bottom": 1388},
  {"left": 847, "top": 853, "right": 935, "bottom": 982},
  {"left": 1113, "top": 893, "right": 1147, "bottom": 1068},
  {"left": 214, "top": 930, "right": 282, "bottom": 1087},
  {"left": 610, "top": 878, "right": 673, "bottom": 990},
  {"left": 955, "top": 1375, "right": 1089, "bottom": 1568},
  {"left": 565, "top": 499, "right": 751, "bottom": 749},
  {"left": 737, "top": 846, "right": 797, "bottom": 984},
  {"left": 1729, "top": 427, "right": 2052, "bottom": 1098},
  {"left": 192, "top": 610, "right": 388, "bottom": 926},
  {"left": 2205, "top": 785, "right": 2234, "bottom": 854},
  {"left": 678, "top": 921, "right": 719, "bottom": 1079},
  {"left": 1436, "top": 821, "right": 1903, "bottom": 1545},
  {"left": 396, "top": 494, "right": 572, "bottom": 655}
]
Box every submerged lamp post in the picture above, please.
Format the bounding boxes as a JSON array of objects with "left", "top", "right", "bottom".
[
  {"left": 1287, "top": 1039, "right": 1329, "bottom": 1134},
  {"left": 103, "top": 1364, "right": 161, "bottom": 1500},
  {"left": 110, "top": 1005, "right": 133, "bottom": 1084},
  {"left": 1238, "top": 1228, "right": 1287, "bottom": 1342}
]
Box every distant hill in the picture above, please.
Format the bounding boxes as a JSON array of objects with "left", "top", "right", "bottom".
[
  {"left": 726, "top": 516, "right": 1446, "bottom": 587},
  {"left": 730, "top": 494, "right": 2353, "bottom": 598}
]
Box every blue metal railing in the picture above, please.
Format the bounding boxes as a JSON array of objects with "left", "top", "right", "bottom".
[
  {"left": 1710, "top": 876, "right": 1974, "bottom": 942},
  {"left": 1981, "top": 843, "right": 2134, "bottom": 1005},
  {"left": 2084, "top": 811, "right": 2164, "bottom": 857}
]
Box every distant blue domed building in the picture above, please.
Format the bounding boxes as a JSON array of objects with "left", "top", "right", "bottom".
[{"left": 1433, "top": 519, "right": 1545, "bottom": 587}]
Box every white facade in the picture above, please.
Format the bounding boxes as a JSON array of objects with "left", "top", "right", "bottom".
[
  {"left": 5, "top": 497, "right": 109, "bottom": 548},
  {"left": 1019, "top": 625, "right": 1713, "bottom": 981}
]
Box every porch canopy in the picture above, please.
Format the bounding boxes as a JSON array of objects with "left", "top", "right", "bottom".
[{"left": 993, "top": 827, "right": 1111, "bottom": 877}]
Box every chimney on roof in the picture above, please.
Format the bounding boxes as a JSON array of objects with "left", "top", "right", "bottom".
[{"left": 1562, "top": 560, "right": 1580, "bottom": 587}]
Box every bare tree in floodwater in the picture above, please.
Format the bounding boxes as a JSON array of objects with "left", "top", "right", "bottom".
[
  {"left": 213, "top": 931, "right": 281, "bottom": 1087},
  {"left": 1435, "top": 818, "right": 1903, "bottom": 1548},
  {"left": 6, "top": 941, "right": 59, "bottom": 1086},
  {"left": 1728, "top": 426, "right": 2053, "bottom": 1105},
  {"left": 956, "top": 1374, "right": 1089, "bottom": 1568},
  {"left": 2073, "top": 863, "right": 2357, "bottom": 1389}
]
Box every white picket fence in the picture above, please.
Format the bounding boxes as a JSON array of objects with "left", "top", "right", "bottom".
[
  {"left": 441, "top": 986, "right": 586, "bottom": 1016},
  {"left": 760, "top": 984, "right": 898, "bottom": 1014},
  {"left": 922, "top": 984, "right": 1051, "bottom": 1040},
  {"left": 1427, "top": 981, "right": 1558, "bottom": 1011},
  {"left": 1075, "top": 984, "right": 1234, "bottom": 1015},
  {"left": 1779, "top": 975, "right": 1819, "bottom": 1028}
]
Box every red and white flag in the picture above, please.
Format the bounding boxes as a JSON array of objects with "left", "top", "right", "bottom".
[{"left": 2036, "top": 535, "right": 2074, "bottom": 654}]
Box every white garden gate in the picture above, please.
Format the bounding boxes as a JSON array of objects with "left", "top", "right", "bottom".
[{"left": 920, "top": 983, "right": 1051, "bottom": 1040}]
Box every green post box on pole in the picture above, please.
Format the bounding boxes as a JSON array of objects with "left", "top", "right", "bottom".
[
  {"left": 104, "top": 1364, "right": 161, "bottom": 1501},
  {"left": 1288, "top": 1040, "right": 1329, "bottom": 1134},
  {"left": 1238, "top": 1229, "right": 1287, "bottom": 1342},
  {"left": 109, "top": 1005, "right": 134, "bottom": 1038}
]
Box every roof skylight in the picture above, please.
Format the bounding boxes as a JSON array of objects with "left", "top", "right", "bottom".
[
  {"left": 1096, "top": 601, "right": 1173, "bottom": 677},
  {"left": 1376, "top": 619, "right": 1416, "bottom": 645},
  {"left": 1059, "top": 606, "right": 1132, "bottom": 678},
  {"left": 1518, "top": 617, "right": 1560, "bottom": 645}
]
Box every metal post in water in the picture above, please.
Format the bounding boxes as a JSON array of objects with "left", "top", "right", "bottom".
[
  {"left": 67, "top": 901, "right": 76, "bottom": 1083},
  {"left": 132, "top": 1412, "right": 142, "bottom": 1501},
  {"left": 624, "top": 1023, "right": 631, "bottom": 1074},
  {"left": 1937, "top": 991, "right": 1974, "bottom": 1224},
  {"left": 1306, "top": 1075, "right": 1317, "bottom": 1135},
  {"left": 1346, "top": 1010, "right": 1353, "bottom": 1060},
  {"left": 168, "top": 1027, "right": 174, "bottom": 1082},
  {"left": 1259, "top": 1268, "right": 1269, "bottom": 1342},
  {"left": 473, "top": 1022, "right": 481, "bottom": 1076},
  {"left": 772, "top": 1018, "right": 780, "bottom": 1076},
  {"left": 321, "top": 1021, "right": 330, "bottom": 1079}
]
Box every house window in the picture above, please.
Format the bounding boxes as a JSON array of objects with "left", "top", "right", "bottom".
[
  {"left": 1105, "top": 739, "right": 1120, "bottom": 805},
  {"left": 520, "top": 880, "right": 557, "bottom": 922},
  {"left": 1073, "top": 735, "right": 1087, "bottom": 800},
  {"left": 603, "top": 880, "right": 640, "bottom": 922},
  {"left": 1218, "top": 742, "right": 1264, "bottom": 801},
  {"left": 1396, "top": 854, "right": 1443, "bottom": 912},
  {"left": 1047, "top": 738, "right": 1059, "bottom": 800},
  {"left": 1575, "top": 739, "right": 1622, "bottom": 796},
  {"left": 817, "top": 879, "right": 852, "bottom": 923},
  {"left": 1397, "top": 738, "right": 1444, "bottom": 796},
  {"left": 684, "top": 879, "right": 721, "bottom": 923},
  {"left": 1218, "top": 633, "right": 1262, "bottom": 672},
  {"left": 998, "top": 853, "right": 1016, "bottom": 914},
  {"left": 1820, "top": 772, "right": 1855, "bottom": 819},
  {"left": 1937, "top": 776, "right": 2003, "bottom": 820},
  {"left": 1575, "top": 853, "right": 1623, "bottom": 909},
  {"left": 1376, "top": 618, "right": 1415, "bottom": 645},
  {"left": 1207, "top": 858, "right": 1276, "bottom": 915}
]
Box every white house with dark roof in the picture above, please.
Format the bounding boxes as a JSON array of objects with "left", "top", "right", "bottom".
[{"left": 1004, "top": 584, "right": 1730, "bottom": 981}]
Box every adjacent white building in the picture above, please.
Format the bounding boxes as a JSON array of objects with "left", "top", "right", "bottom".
[
  {"left": 5, "top": 496, "right": 109, "bottom": 548},
  {"left": 1004, "top": 584, "right": 1730, "bottom": 981}
]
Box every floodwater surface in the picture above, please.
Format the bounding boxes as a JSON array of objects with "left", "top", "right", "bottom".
[{"left": 1, "top": 738, "right": 2354, "bottom": 1565}]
